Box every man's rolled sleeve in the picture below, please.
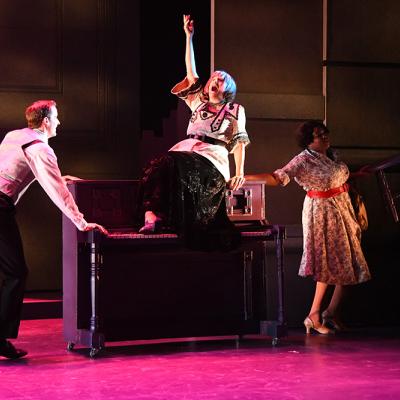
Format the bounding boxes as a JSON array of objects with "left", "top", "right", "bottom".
[{"left": 23, "top": 143, "right": 88, "bottom": 231}]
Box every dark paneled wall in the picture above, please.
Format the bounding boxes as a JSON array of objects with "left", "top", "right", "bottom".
[
  {"left": 0, "top": 0, "right": 140, "bottom": 289},
  {"left": 327, "top": 0, "right": 400, "bottom": 152},
  {"left": 215, "top": 1, "right": 323, "bottom": 94},
  {"left": 214, "top": 0, "right": 324, "bottom": 225}
]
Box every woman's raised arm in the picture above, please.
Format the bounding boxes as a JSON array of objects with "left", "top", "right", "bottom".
[{"left": 183, "top": 14, "right": 199, "bottom": 84}]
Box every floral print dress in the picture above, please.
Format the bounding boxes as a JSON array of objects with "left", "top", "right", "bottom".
[{"left": 274, "top": 149, "right": 371, "bottom": 285}]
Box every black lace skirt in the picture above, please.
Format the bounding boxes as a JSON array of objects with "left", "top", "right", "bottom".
[{"left": 140, "top": 151, "right": 240, "bottom": 251}]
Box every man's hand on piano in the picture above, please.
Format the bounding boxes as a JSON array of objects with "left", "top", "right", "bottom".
[
  {"left": 84, "top": 223, "right": 109, "bottom": 235},
  {"left": 62, "top": 175, "right": 82, "bottom": 184}
]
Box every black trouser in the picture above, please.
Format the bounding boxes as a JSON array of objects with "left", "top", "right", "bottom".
[{"left": 0, "top": 193, "right": 28, "bottom": 338}]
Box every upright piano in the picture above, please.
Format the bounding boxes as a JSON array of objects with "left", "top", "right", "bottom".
[{"left": 62, "top": 180, "right": 286, "bottom": 357}]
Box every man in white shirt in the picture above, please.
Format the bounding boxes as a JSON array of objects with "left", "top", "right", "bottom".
[{"left": 0, "top": 100, "right": 108, "bottom": 359}]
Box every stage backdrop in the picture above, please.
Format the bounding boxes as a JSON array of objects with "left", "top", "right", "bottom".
[{"left": 1, "top": 1, "right": 399, "bottom": 327}]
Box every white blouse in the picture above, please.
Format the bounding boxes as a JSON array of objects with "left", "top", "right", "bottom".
[{"left": 169, "top": 77, "right": 250, "bottom": 181}]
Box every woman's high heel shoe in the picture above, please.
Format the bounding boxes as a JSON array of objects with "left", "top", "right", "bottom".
[
  {"left": 303, "top": 316, "right": 333, "bottom": 335},
  {"left": 321, "top": 310, "right": 347, "bottom": 332}
]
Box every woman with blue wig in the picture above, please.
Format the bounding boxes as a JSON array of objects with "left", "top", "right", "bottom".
[{"left": 139, "top": 15, "right": 250, "bottom": 250}]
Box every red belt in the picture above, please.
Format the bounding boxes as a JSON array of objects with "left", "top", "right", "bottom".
[{"left": 307, "top": 184, "right": 348, "bottom": 198}]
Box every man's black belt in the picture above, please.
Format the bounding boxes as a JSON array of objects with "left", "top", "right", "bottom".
[{"left": 187, "top": 134, "right": 227, "bottom": 147}]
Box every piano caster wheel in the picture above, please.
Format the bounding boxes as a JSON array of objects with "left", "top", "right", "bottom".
[
  {"left": 89, "top": 347, "right": 100, "bottom": 358},
  {"left": 272, "top": 337, "right": 279, "bottom": 347},
  {"left": 67, "top": 342, "right": 75, "bottom": 351}
]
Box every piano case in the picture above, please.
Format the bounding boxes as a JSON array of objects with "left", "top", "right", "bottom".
[{"left": 62, "top": 180, "right": 285, "bottom": 357}]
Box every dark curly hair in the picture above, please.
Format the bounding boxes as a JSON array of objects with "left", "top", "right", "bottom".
[{"left": 296, "top": 120, "right": 329, "bottom": 149}]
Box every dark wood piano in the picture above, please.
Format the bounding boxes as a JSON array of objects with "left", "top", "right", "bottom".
[{"left": 62, "top": 180, "right": 286, "bottom": 357}]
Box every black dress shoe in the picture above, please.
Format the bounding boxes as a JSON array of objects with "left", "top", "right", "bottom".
[{"left": 0, "top": 340, "right": 28, "bottom": 359}]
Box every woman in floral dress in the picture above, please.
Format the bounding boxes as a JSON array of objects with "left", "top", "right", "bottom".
[
  {"left": 247, "top": 121, "right": 370, "bottom": 333},
  {"left": 139, "top": 15, "right": 250, "bottom": 250}
]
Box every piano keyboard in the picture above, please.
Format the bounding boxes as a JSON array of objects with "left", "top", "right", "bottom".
[
  {"left": 107, "top": 231, "right": 273, "bottom": 240},
  {"left": 107, "top": 232, "right": 178, "bottom": 239}
]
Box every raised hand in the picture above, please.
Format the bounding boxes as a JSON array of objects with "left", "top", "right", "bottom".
[{"left": 183, "top": 14, "right": 194, "bottom": 36}]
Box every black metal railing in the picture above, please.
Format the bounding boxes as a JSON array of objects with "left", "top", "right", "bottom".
[{"left": 360, "top": 154, "right": 400, "bottom": 222}]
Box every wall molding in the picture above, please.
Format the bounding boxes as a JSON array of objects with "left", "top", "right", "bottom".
[
  {"left": 236, "top": 93, "right": 325, "bottom": 120},
  {"left": 323, "top": 60, "right": 400, "bottom": 69},
  {"left": 96, "top": 0, "right": 118, "bottom": 142}
]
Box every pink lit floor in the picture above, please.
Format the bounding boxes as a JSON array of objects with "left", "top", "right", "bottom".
[{"left": 1, "top": 319, "right": 400, "bottom": 400}]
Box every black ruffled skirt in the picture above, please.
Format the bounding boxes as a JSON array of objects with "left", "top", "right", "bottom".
[{"left": 140, "top": 151, "right": 240, "bottom": 251}]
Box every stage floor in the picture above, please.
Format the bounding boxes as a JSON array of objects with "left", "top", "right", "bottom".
[{"left": 1, "top": 319, "right": 399, "bottom": 400}]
